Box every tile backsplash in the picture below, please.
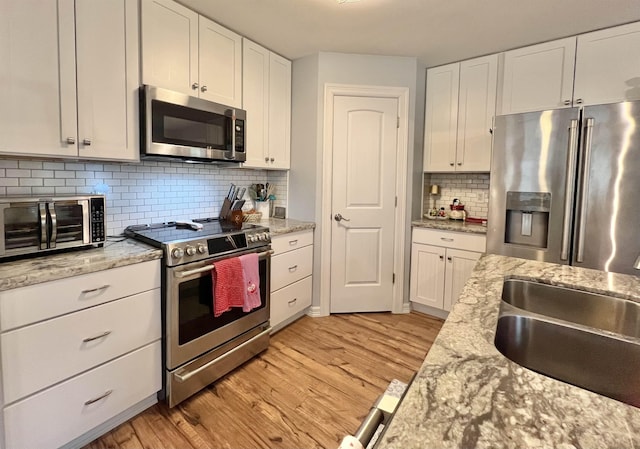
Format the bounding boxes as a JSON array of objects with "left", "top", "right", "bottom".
[
  {"left": 0, "top": 158, "right": 288, "bottom": 236},
  {"left": 423, "top": 173, "right": 490, "bottom": 218}
]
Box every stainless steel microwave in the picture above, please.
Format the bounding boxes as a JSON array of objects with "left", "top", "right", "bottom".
[
  {"left": 0, "top": 195, "right": 105, "bottom": 260},
  {"left": 140, "top": 85, "right": 246, "bottom": 163}
]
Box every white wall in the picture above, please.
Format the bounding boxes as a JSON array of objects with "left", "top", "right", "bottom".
[{"left": 290, "top": 52, "right": 426, "bottom": 310}]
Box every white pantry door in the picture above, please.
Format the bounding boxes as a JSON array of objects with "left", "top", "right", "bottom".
[{"left": 330, "top": 95, "right": 398, "bottom": 313}]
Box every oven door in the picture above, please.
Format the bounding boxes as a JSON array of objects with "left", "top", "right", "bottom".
[
  {"left": 0, "top": 201, "right": 48, "bottom": 257},
  {"left": 166, "top": 246, "right": 271, "bottom": 370},
  {"left": 49, "top": 200, "right": 90, "bottom": 249}
]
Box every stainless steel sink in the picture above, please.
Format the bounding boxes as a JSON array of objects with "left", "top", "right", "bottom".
[
  {"left": 501, "top": 279, "right": 640, "bottom": 338},
  {"left": 495, "top": 279, "right": 640, "bottom": 408}
]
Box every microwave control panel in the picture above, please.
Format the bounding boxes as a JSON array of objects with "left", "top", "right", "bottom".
[{"left": 90, "top": 198, "right": 105, "bottom": 242}]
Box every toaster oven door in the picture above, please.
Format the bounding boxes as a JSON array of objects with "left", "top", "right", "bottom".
[
  {"left": 49, "top": 200, "right": 90, "bottom": 249},
  {"left": 0, "top": 202, "right": 48, "bottom": 257}
]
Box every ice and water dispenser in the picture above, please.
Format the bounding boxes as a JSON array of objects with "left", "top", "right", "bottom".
[{"left": 504, "top": 192, "right": 550, "bottom": 249}]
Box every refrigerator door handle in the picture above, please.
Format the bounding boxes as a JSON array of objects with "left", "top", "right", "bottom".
[
  {"left": 560, "top": 119, "right": 579, "bottom": 261},
  {"left": 576, "top": 117, "right": 595, "bottom": 263}
]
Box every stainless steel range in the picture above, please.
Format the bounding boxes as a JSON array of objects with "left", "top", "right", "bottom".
[{"left": 125, "top": 218, "right": 272, "bottom": 407}]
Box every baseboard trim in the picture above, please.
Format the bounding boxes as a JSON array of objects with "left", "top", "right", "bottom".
[
  {"left": 60, "top": 394, "right": 158, "bottom": 449},
  {"left": 410, "top": 302, "right": 449, "bottom": 320},
  {"left": 307, "top": 305, "right": 325, "bottom": 317}
]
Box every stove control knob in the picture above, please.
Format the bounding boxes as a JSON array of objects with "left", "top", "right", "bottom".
[
  {"left": 247, "top": 235, "right": 255, "bottom": 243},
  {"left": 185, "top": 245, "right": 196, "bottom": 256},
  {"left": 264, "top": 232, "right": 270, "bottom": 240},
  {"left": 171, "top": 247, "right": 184, "bottom": 259},
  {"left": 261, "top": 232, "right": 270, "bottom": 241},
  {"left": 197, "top": 243, "right": 207, "bottom": 254}
]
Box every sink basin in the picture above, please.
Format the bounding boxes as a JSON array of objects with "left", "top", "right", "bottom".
[
  {"left": 501, "top": 279, "right": 640, "bottom": 338},
  {"left": 495, "top": 315, "right": 640, "bottom": 407},
  {"left": 495, "top": 279, "right": 640, "bottom": 408}
]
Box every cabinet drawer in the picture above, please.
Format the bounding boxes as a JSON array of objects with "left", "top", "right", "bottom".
[
  {"left": 0, "top": 260, "right": 161, "bottom": 331},
  {"left": 2, "top": 289, "right": 161, "bottom": 404},
  {"left": 271, "top": 276, "right": 312, "bottom": 328},
  {"left": 271, "top": 244, "right": 313, "bottom": 292},
  {"left": 4, "top": 341, "right": 161, "bottom": 449},
  {"left": 412, "top": 228, "right": 486, "bottom": 252},
  {"left": 271, "top": 230, "right": 313, "bottom": 256}
]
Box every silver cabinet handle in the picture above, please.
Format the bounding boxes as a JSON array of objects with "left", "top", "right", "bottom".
[
  {"left": 457, "top": 162, "right": 462, "bottom": 165},
  {"left": 270, "top": 157, "right": 274, "bottom": 162},
  {"left": 576, "top": 98, "right": 583, "bottom": 105},
  {"left": 66, "top": 137, "right": 76, "bottom": 144},
  {"left": 288, "top": 298, "right": 297, "bottom": 305},
  {"left": 334, "top": 213, "right": 350, "bottom": 222},
  {"left": 563, "top": 100, "right": 572, "bottom": 106},
  {"left": 288, "top": 265, "right": 298, "bottom": 272},
  {"left": 440, "top": 237, "right": 454, "bottom": 242},
  {"left": 82, "top": 138, "right": 91, "bottom": 146},
  {"left": 84, "top": 389, "right": 113, "bottom": 406},
  {"left": 265, "top": 157, "right": 269, "bottom": 162},
  {"left": 82, "top": 330, "right": 111, "bottom": 343},
  {"left": 447, "top": 256, "right": 452, "bottom": 262},
  {"left": 288, "top": 239, "right": 298, "bottom": 246},
  {"left": 439, "top": 255, "right": 444, "bottom": 260},
  {"left": 191, "top": 83, "right": 199, "bottom": 90},
  {"left": 81, "top": 284, "right": 110, "bottom": 294},
  {"left": 449, "top": 162, "right": 454, "bottom": 166},
  {"left": 201, "top": 85, "right": 208, "bottom": 92}
]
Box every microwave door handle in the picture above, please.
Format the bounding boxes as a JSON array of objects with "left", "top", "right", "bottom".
[
  {"left": 39, "top": 203, "right": 48, "bottom": 249},
  {"left": 48, "top": 203, "right": 57, "bottom": 249},
  {"left": 227, "top": 109, "right": 236, "bottom": 160}
]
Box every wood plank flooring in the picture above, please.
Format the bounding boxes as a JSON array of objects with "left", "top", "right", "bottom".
[{"left": 85, "top": 312, "right": 443, "bottom": 449}]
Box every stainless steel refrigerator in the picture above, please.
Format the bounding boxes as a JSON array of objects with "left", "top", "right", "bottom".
[{"left": 487, "top": 100, "right": 640, "bottom": 276}]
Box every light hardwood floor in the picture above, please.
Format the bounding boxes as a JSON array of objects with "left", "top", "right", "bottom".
[{"left": 85, "top": 312, "right": 444, "bottom": 449}]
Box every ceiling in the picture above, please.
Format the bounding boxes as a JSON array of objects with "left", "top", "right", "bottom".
[{"left": 179, "top": 0, "right": 640, "bottom": 67}]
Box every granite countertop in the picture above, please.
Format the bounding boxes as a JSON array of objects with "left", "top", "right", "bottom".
[
  {"left": 412, "top": 218, "right": 487, "bottom": 235},
  {"left": 0, "top": 239, "right": 163, "bottom": 292},
  {"left": 378, "top": 254, "right": 640, "bottom": 449},
  {"left": 265, "top": 217, "right": 315, "bottom": 236}
]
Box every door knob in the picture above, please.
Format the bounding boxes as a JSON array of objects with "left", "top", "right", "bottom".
[{"left": 334, "top": 213, "right": 350, "bottom": 222}]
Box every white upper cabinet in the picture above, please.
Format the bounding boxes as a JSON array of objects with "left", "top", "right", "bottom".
[
  {"left": 499, "top": 37, "right": 576, "bottom": 114},
  {"left": 574, "top": 21, "right": 640, "bottom": 106},
  {"left": 140, "top": 0, "right": 198, "bottom": 97},
  {"left": 141, "top": 0, "right": 242, "bottom": 108},
  {"left": 242, "top": 39, "right": 291, "bottom": 170},
  {"left": 0, "top": 0, "right": 139, "bottom": 161},
  {"left": 424, "top": 55, "right": 497, "bottom": 172}
]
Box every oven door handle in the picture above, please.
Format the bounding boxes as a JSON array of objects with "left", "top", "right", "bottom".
[
  {"left": 174, "top": 326, "right": 272, "bottom": 383},
  {"left": 174, "top": 249, "right": 274, "bottom": 278}
]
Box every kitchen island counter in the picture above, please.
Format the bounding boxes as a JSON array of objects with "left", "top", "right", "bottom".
[
  {"left": 412, "top": 218, "right": 487, "bottom": 235},
  {"left": 0, "top": 239, "right": 162, "bottom": 291},
  {"left": 378, "top": 254, "right": 640, "bottom": 448}
]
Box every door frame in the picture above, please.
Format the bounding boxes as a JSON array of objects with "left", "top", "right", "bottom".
[{"left": 318, "top": 83, "right": 409, "bottom": 316}]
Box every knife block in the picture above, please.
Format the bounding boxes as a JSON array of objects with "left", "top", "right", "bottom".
[{"left": 219, "top": 198, "right": 232, "bottom": 220}]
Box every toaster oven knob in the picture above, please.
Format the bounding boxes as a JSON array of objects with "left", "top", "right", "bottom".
[
  {"left": 171, "top": 248, "right": 184, "bottom": 259},
  {"left": 197, "top": 243, "right": 207, "bottom": 254},
  {"left": 185, "top": 245, "right": 196, "bottom": 256}
]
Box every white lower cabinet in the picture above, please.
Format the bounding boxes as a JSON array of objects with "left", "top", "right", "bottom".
[
  {"left": 0, "top": 259, "right": 162, "bottom": 449},
  {"left": 270, "top": 230, "right": 313, "bottom": 331},
  {"left": 410, "top": 228, "right": 485, "bottom": 314}
]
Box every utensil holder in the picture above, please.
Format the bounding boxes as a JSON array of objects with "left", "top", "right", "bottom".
[
  {"left": 219, "top": 198, "right": 232, "bottom": 220},
  {"left": 255, "top": 200, "right": 270, "bottom": 218}
]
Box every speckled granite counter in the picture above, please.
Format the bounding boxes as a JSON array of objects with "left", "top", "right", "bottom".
[
  {"left": 379, "top": 254, "right": 640, "bottom": 449},
  {"left": 412, "top": 218, "right": 487, "bottom": 235},
  {"left": 266, "top": 217, "right": 315, "bottom": 236},
  {"left": 0, "top": 239, "right": 162, "bottom": 292}
]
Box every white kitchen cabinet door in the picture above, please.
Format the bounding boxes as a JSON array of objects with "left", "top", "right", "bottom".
[
  {"left": 424, "top": 63, "right": 460, "bottom": 172},
  {"left": 443, "top": 248, "right": 481, "bottom": 311},
  {"left": 0, "top": 0, "right": 78, "bottom": 158},
  {"left": 574, "top": 22, "right": 640, "bottom": 106},
  {"left": 242, "top": 39, "right": 270, "bottom": 169},
  {"left": 409, "top": 242, "right": 446, "bottom": 309},
  {"left": 267, "top": 52, "right": 292, "bottom": 169},
  {"left": 500, "top": 37, "right": 576, "bottom": 114},
  {"left": 456, "top": 54, "right": 497, "bottom": 172},
  {"left": 76, "top": 0, "right": 139, "bottom": 161},
  {"left": 198, "top": 15, "right": 242, "bottom": 108},
  {"left": 141, "top": 0, "right": 198, "bottom": 96}
]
